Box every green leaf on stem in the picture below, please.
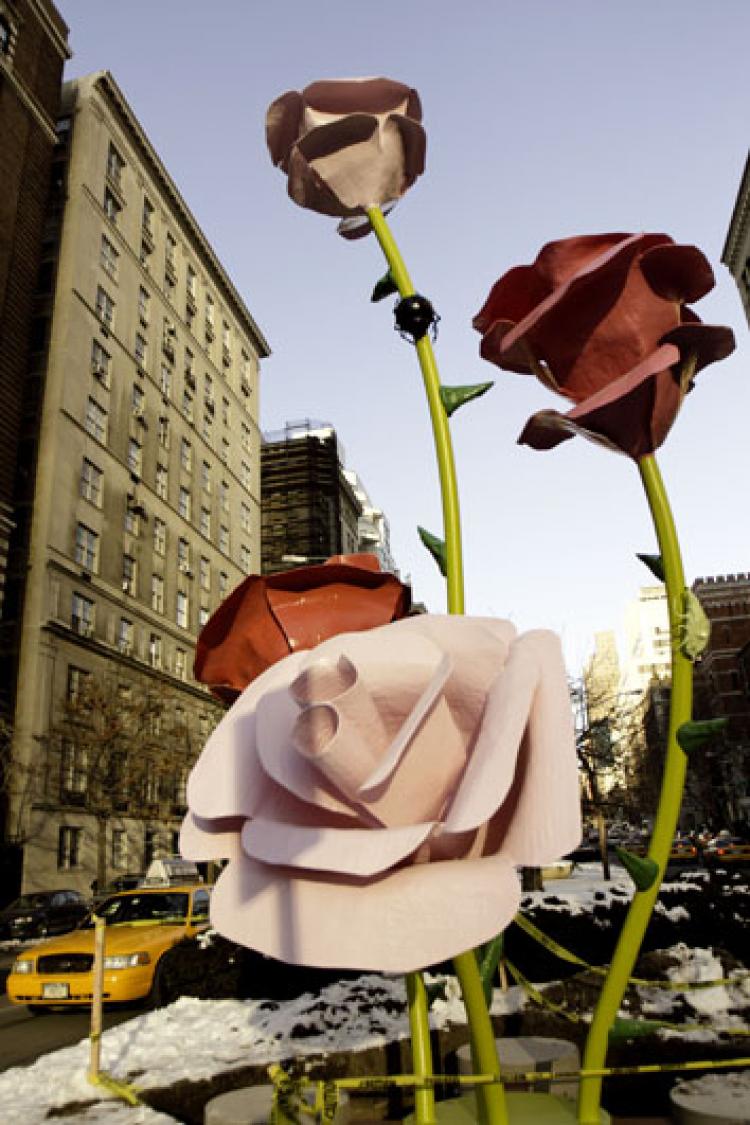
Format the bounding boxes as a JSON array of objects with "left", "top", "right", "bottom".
[
  {"left": 609, "top": 1016, "right": 673, "bottom": 1042},
  {"left": 418, "top": 527, "right": 447, "bottom": 576},
  {"left": 439, "top": 382, "right": 494, "bottom": 418},
  {"left": 370, "top": 270, "right": 399, "bottom": 302},
  {"left": 678, "top": 590, "right": 710, "bottom": 661},
  {"left": 636, "top": 553, "right": 665, "bottom": 581},
  {"left": 477, "top": 933, "right": 505, "bottom": 1007},
  {"left": 677, "top": 717, "right": 729, "bottom": 754},
  {"left": 615, "top": 848, "right": 658, "bottom": 891}
]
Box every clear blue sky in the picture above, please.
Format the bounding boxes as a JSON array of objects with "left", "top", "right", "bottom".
[{"left": 60, "top": 0, "right": 750, "bottom": 669}]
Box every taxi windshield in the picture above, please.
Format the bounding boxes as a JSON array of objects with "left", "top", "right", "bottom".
[{"left": 84, "top": 892, "right": 190, "bottom": 926}]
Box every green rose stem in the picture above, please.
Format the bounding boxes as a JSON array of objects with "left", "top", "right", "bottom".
[
  {"left": 578, "top": 452, "right": 692, "bottom": 1125},
  {"left": 366, "top": 205, "right": 507, "bottom": 1125}
]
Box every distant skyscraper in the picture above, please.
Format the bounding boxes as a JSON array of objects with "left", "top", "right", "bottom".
[
  {"left": 620, "top": 585, "right": 671, "bottom": 696},
  {"left": 261, "top": 419, "right": 400, "bottom": 575},
  {"left": 722, "top": 152, "right": 750, "bottom": 327}
]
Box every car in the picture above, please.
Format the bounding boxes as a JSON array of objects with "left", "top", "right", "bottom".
[
  {"left": 6, "top": 883, "right": 211, "bottom": 1012},
  {"left": 668, "top": 837, "right": 698, "bottom": 863},
  {"left": 0, "top": 890, "right": 90, "bottom": 942},
  {"left": 703, "top": 836, "right": 750, "bottom": 866}
]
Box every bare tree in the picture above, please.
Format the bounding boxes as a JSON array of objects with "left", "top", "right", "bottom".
[{"left": 47, "top": 670, "right": 215, "bottom": 888}]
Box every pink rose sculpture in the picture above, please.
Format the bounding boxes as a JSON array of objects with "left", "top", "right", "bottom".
[
  {"left": 181, "top": 615, "right": 580, "bottom": 972},
  {"left": 266, "top": 77, "right": 426, "bottom": 239},
  {"left": 473, "top": 233, "right": 735, "bottom": 459}
]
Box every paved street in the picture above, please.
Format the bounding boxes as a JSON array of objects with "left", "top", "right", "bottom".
[{"left": 0, "top": 993, "right": 138, "bottom": 1073}]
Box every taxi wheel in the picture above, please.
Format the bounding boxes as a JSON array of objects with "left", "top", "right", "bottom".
[{"left": 27, "top": 1005, "right": 51, "bottom": 1016}]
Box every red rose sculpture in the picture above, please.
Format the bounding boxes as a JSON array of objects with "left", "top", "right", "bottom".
[
  {"left": 266, "top": 77, "right": 426, "bottom": 238},
  {"left": 194, "top": 554, "right": 411, "bottom": 703},
  {"left": 473, "top": 233, "right": 735, "bottom": 458}
]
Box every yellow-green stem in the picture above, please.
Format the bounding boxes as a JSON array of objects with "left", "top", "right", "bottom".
[
  {"left": 407, "top": 972, "right": 437, "bottom": 1125},
  {"left": 366, "top": 206, "right": 464, "bottom": 615},
  {"left": 578, "top": 454, "right": 692, "bottom": 1123},
  {"left": 367, "top": 205, "right": 505, "bottom": 1125}
]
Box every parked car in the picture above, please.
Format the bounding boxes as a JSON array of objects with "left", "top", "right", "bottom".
[
  {"left": 0, "top": 890, "right": 90, "bottom": 942},
  {"left": 668, "top": 837, "right": 698, "bottom": 863},
  {"left": 6, "top": 883, "right": 211, "bottom": 1012},
  {"left": 703, "top": 836, "right": 750, "bottom": 866}
]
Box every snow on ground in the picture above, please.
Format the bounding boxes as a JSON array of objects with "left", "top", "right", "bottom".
[{"left": 1, "top": 866, "right": 747, "bottom": 1124}]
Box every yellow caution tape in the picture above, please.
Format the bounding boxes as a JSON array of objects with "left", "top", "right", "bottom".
[
  {"left": 270, "top": 1056, "right": 750, "bottom": 1104},
  {"left": 88, "top": 1070, "right": 141, "bottom": 1105},
  {"left": 513, "top": 913, "right": 750, "bottom": 991},
  {"left": 269, "top": 1065, "right": 340, "bottom": 1125}
]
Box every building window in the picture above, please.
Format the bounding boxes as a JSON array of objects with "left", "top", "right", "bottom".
[
  {"left": 221, "top": 397, "right": 230, "bottom": 427},
  {"left": 178, "top": 486, "right": 191, "bottom": 521},
  {"left": 218, "top": 572, "right": 228, "bottom": 598},
  {"left": 155, "top": 463, "right": 168, "bottom": 500},
  {"left": 241, "top": 350, "right": 253, "bottom": 396},
  {"left": 219, "top": 525, "right": 229, "bottom": 553},
  {"left": 177, "top": 537, "right": 190, "bottom": 571},
  {"left": 175, "top": 648, "right": 187, "bottom": 680},
  {"left": 61, "top": 741, "right": 87, "bottom": 796},
  {"left": 186, "top": 264, "right": 197, "bottom": 300},
  {"left": 100, "top": 234, "right": 119, "bottom": 278},
  {"left": 111, "top": 828, "right": 128, "bottom": 870},
  {"left": 80, "top": 459, "right": 102, "bottom": 506},
  {"left": 198, "top": 606, "right": 209, "bottom": 628},
  {"left": 143, "top": 828, "right": 158, "bottom": 868},
  {"left": 137, "top": 284, "right": 150, "bottom": 325},
  {"left": 180, "top": 437, "right": 192, "bottom": 472},
  {"left": 142, "top": 196, "right": 154, "bottom": 236},
  {"left": 106, "top": 143, "right": 125, "bottom": 188},
  {"left": 157, "top": 415, "right": 169, "bottom": 448},
  {"left": 200, "top": 460, "right": 211, "bottom": 492},
  {"left": 221, "top": 320, "right": 231, "bottom": 366},
  {"left": 149, "top": 633, "right": 162, "bottom": 668},
  {"left": 153, "top": 517, "right": 166, "bottom": 555},
  {"left": 151, "top": 573, "right": 164, "bottom": 613},
  {"left": 122, "top": 555, "right": 137, "bottom": 596},
  {"left": 219, "top": 480, "right": 229, "bottom": 512},
  {"left": 0, "top": 14, "right": 14, "bottom": 56},
  {"left": 240, "top": 544, "right": 251, "bottom": 572},
  {"left": 103, "top": 188, "right": 121, "bottom": 225},
  {"left": 127, "top": 437, "right": 142, "bottom": 477},
  {"left": 176, "top": 591, "right": 189, "bottom": 629},
  {"left": 182, "top": 388, "right": 194, "bottom": 422},
  {"left": 199, "top": 506, "right": 210, "bottom": 537},
  {"left": 117, "top": 616, "right": 134, "bottom": 654},
  {"left": 74, "top": 523, "right": 99, "bottom": 572},
  {"left": 185, "top": 348, "right": 195, "bottom": 386},
  {"left": 199, "top": 556, "right": 210, "bottom": 590},
  {"left": 241, "top": 422, "right": 251, "bottom": 452},
  {"left": 221, "top": 437, "right": 229, "bottom": 464},
  {"left": 205, "top": 292, "right": 215, "bottom": 341},
  {"left": 95, "top": 286, "right": 115, "bottom": 328},
  {"left": 134, "top": 332, "right": 148, "bottom": 369},
  {"left": 240, "top": 461, "right": 251, "bottom": 489},
  {"left": 131, "top": 383, "right": 145, "bottom": 415},
  {"left": 66, "top": 665, "right": 90, "bottom": 704},
  {"left": 123, "top": 506, "right": 140, "bottom": 536},
  {"left": 91, "top": 339, "right": 111, "bottom": 385},
  {"left": 57, "top": 826, "right": 83, "bottom": 870},
  {"left": 85, "top": 397, "right": 108, "bottom": 443},
  {"left": 71, "top": 593, "right": 94, "bottom": 636},
  {"left": 201, "top": 412, "right": 212, "bottom": 441}
]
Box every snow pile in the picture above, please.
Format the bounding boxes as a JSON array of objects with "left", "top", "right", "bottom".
[
  {"left": 0, "top": 973, "right": 528, "bottom": 1125},
  {"left": 633, "top": 943, "right": 750, "bottom": 1038},
  {"left": 671, "top": 1069, "right": 750, "bottom": 1119}
]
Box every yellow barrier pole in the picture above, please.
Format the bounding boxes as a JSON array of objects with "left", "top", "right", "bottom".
[{"left": 88, "top": 914, "right": 105, "bottom": 1082}]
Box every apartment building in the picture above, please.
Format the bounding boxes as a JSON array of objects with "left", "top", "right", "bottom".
[
  {"left": 2, "top": 71, "right": 269, "bottom": 895},
  {"left": 0, "top": 0, "right": 69, "bottom": 618}
]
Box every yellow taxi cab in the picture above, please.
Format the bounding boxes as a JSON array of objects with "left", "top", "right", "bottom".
[
  {"left": 669, "top": 837, "right": 698, "bottom": 862},
  {"left": 6, "top": 882, "right": 211, "bottom": 1012}
]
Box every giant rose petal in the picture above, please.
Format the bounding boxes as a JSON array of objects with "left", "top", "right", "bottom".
[
  {"left": 473, "top": 233, "right": 735, "bottom": 458},
  {"left": 194, "top": 554, "right": 411, "bottom": 704},
  {"left": 181, "top": 615, "right": 581, "bottom": 972},
  {"left": 266, "top": 78, "right": 426, "bottom": 239}
]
